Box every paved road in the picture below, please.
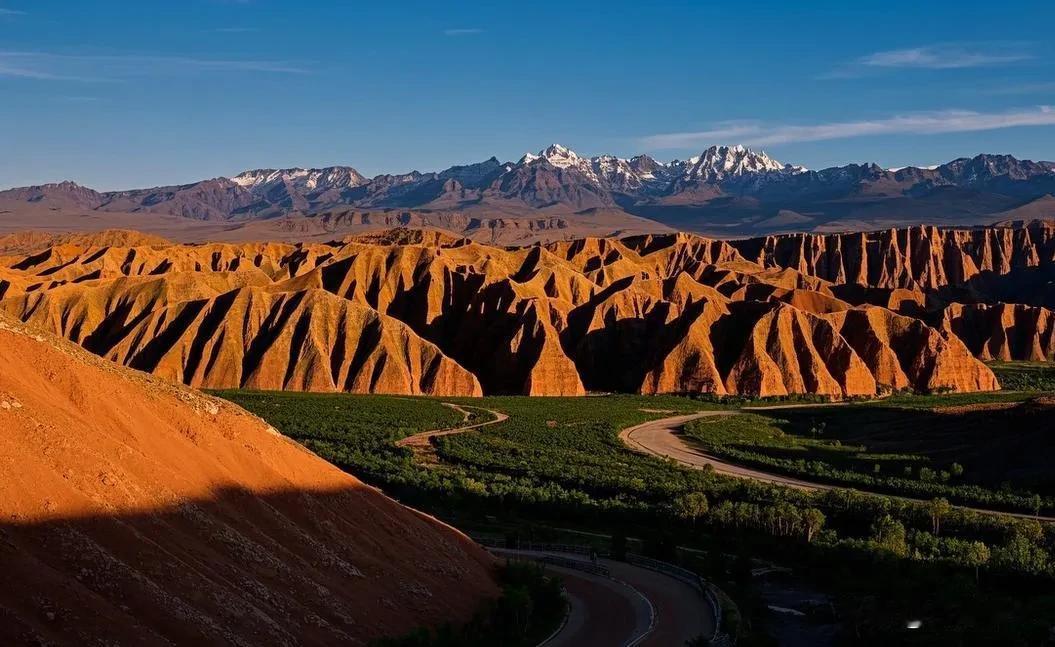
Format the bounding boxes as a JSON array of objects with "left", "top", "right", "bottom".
[
  {"left": 494, "top": 549, "right": 714, "bottom": 646},
  {"left": 621, "top": 411, "right": 825, "bottom": 490},
  {"left": 545, "top": 564, "right": 651, "bottom": 647},
  {"left": 621, "top": 407, "right": 1055, "bottom": 521},
  {"left": 606, "top": 559, "right": 714, "bottom": 646}
]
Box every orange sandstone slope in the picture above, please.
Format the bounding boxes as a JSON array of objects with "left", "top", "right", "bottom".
[
  {"left": 0, "top": 226, "right": 1007, "bottom": 397},
  {"left": 0, "top": 314, "right": 497, "bottom": 645},
  {"left": 939, "top": 302, "right": 1055, "bottom": 361},
  {"left": 731, "top": 223, "right": 1055, "bottom": 290}
]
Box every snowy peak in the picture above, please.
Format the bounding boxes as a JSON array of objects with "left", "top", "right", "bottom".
[
  {"left": 679, "top": 145, "right": 796, "bottom": 182},
  {"left": 519, "top": 144, "right": 584, "bottom": 169},
  {"left": 232, "top": 166, "right": 368, "bottom": 192},
  {"left": 511, "top": 144, "right": 801, "bottom": 194}
]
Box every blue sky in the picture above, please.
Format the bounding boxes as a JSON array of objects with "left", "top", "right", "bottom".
[{"left": 1, "top": 0, "right": 1053, "bottom": 190}]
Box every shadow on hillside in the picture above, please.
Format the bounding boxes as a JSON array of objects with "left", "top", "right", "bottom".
[
  {"left": 745, "top": 402, "right": 1055, "bottom": 493},
  {"left": 0, "top": 484, "right": 496, "bottom": 646},
  {"left": 936, "top": 264, "right": 1055, "bottom": 308}
]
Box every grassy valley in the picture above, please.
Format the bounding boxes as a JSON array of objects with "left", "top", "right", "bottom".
[{"left": 218, "top": 383, "right": 1055, "bottom": 645}]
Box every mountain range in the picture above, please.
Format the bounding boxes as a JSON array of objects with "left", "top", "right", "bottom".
[{"left": 3, "top": 145, "right": 1054, "bottom": 237}]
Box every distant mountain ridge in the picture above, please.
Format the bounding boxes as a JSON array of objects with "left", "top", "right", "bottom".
[{"left": 3, "top": 146, "right": 1054, "bottom": 236}]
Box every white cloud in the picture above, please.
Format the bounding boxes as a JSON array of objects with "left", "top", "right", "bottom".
[
  {"left": 443, "top": 28, "right": 482, "bottom": 36},
  {"left": 640, "top": 107, "right": 1055, "bottom": 150},
  {"left": 824, "top": 43, "right": 1033, "bottom": 79},
  {"left": 861, "top": 45, "right": 1030, "bottom": 69},
  {"left": 0, "top": 50, "right": 311, "bottom": 82},
  {"left": 0, "top": 8, "right": 26, "bottom": 15}
]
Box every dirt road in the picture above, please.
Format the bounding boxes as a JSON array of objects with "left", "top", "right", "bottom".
[{"left": 395, "top": 403, "right": 507, "bottom": 460}]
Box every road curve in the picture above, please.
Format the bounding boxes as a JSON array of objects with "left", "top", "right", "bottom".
[
  {"left": 621, "top": 411, "right": 827, "bottom": 491},
  {"left": 620, "top": 407, "right": 1055, "bottom": 521},
  {"left": 494, "top": 548, "right": 714, "bottom": 647},
  {"left": 395, "top": 403, "right": 508, "bottom": 451}
]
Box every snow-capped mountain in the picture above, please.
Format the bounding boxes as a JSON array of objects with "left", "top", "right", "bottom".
[
  {"left": 232, "top": 166, "right": 368, "bottom": 192},
  {"left": 674, "top": 145, "right": 803, "bottom": 182},
  {"left": 513, "top": 143, "right": 803, "bottom": 196},
  {"left": 5, "top": 147, "right": 1054, "bottom": 235}
]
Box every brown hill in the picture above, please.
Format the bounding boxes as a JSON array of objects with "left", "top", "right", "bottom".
[
  {"left": 0, "top": 227, "right": 1006, "bottom": 397},
  {"left": 0, "top": 313, "right": 497, "bottom": 645}
]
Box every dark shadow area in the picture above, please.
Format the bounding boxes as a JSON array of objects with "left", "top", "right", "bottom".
[
  {"left": 739, "top": 400, "right": 1055, "bottom": 498},
  {"left": 0, "top": 485, "right": 497, "bottom": 647}
]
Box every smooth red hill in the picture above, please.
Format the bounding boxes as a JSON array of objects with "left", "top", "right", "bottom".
[{"left": 0, "top": 314, "right": 497, "bottom": 645}]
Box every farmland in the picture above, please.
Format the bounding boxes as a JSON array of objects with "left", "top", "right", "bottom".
[
  {"left": 683, "top": 399, "right": 1055, "bottom": 515},
  {"left": 215, "top": 388, "right": 1055, "bottom": 644}
]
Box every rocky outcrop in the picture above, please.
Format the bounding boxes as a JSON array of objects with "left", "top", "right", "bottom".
[
  {"left": 0, "top": 228, "right": 1004, "bottom": 397},
  {"left": 940, "top": 302, "right": 1055, "bottom": 361},
  {"left": 733, "top": 223, "right": 1055, "bottom": 290},
  {"left": 108, "top": 287, "right": 482, "bottom": 396},
  {"left": 825, "top": 306, "right": 999, "bottom": 393},
  {"left": 0, "top": 313, "right": 498, "bottom": 644}
]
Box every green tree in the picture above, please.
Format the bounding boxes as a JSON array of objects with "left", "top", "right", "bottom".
[
  {"left": 949, "top": 462, "right": 965, "bottom": 478},
  {"left": 802, "top": 508, "right": 826, "bottom": 543},
  {"left": 928, "top": 497, "right": 952, "bottom": 535},
  {"left": 870, "top": 514, "right": 908, "bottom": 558},
  {"left": 964, "top": 541, "right": 990, "bottom": 583},
  {"left": 673, "top": 492, "right": 710, "bottom": 526},
  {"left": 993, "top": 535, "right": 1048, "bottom": 574}
]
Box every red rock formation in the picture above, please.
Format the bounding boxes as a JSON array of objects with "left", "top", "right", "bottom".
[
  {"left": 0, "top": 313, "right": 497, "bottom": 644},
  {"left": 940, "top": 302, "right": 1055, "bottom": 361},
  {"left": 0, "top": 227, "right": 1005, "bottom": 397},
  {"left": 826, "top": 306, "right": 999, "bottom": 393},
  {"left": 107, "top": 287, "right": 482, "bottom": 396},
  {"left": 733, "top": 224, "right": 1055, "bottom": 289}
]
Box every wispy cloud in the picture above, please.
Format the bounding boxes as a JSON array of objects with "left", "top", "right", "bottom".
[
  {"left": 443, "top": 28, "right": 482, "bottom": 36},
  {"left": 0, "top": 61, "right": 99, "bottom": 82},
  {"left": 640, "top": 106, "right": 1055, "bottom": 150},
  {"left": 825, "top": 42, "right": 1033, "bottom": 79},
  {"left": 58, "top": 95, "right": 103, "bottom": 103},
  {"left": 213, "top": 26, "right": 258, "bottom": 33},
  {"left": 0, "top": 50, "right": 311, "bottom": 82},
  {"left": 0, "top": 8, "right": 26, "bottom": 15}
]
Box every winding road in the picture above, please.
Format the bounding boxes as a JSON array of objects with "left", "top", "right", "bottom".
[
  {"left": 398, "top": 400, "right": 1054, "bottom": 519},
  {"left": 620, "top": 406, "right": 1055, "bottom": 521},
  {"left": 621, "top": 410, "right": 827, "bottom": 491},
  {"left": 395, "top": 403, "right": 507, "bottom": 461},
  {"left": 491, "top": 548, "right": 714, "bottom": 646}
]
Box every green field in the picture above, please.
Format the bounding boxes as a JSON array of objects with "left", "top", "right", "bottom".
[
  {"left": 684, "top": 399, "right": 1055, "bottom": 514},
  {"left": 989, "top": 360, "right": 1055, "bottom": 391},
  {"left": 215, "top": 388, "right": 1055, "bottom": 644}
]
